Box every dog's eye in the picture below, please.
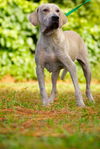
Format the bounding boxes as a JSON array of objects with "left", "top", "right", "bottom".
[
  {"left": 43, "top": 9, "right": 49, "bottom": 12},
  {"left": 56, "top": 9, "right": 60, "bottom": 13}
]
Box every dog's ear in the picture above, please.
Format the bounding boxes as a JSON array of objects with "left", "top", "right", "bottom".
[
  {"left": 28, "top": 9, "right": 39, "bottom": 26},
  {"left": 59, "top": 11, "right": 67, "bottom": 27}
]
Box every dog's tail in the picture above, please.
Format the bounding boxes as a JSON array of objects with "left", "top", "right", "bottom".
[{"left": 61, "top": 69, "right": 67, "bottom": 80}]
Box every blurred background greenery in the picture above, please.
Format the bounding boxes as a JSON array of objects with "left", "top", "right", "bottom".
[{"left": 0, "top": 0, "right": 100, "bottom": 81}]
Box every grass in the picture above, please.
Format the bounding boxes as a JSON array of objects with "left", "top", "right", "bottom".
[{"left": 0, "top": 81, "right": 100, "bottom": 149}]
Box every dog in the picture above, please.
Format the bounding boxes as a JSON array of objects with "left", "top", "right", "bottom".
[{"left": 29, "top": 3, "right": 94, "bottom": 107}]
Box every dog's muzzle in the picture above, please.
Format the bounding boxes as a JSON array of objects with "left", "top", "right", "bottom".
[
  {"left": 51, "top": 15, "right": 59, "bottom": 22},
  {"left": 51, "top": 15, "right": 59, "bottom": 28},
  {"left": 44, "top": 15, "right": 59, "bottom": 34}
]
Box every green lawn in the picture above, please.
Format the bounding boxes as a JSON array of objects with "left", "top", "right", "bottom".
[{"left": 0, "top": 81, "right": 100, "bottom": 149}]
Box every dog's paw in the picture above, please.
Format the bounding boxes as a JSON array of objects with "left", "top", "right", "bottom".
[
  {"left": 86, "top": 93, "right": 95, "bottom": 103},
  {"left": 48, "top": 98, "right": 54, "bottom": 104},
  {"left": 76, "top": 100, "right": 86, "bottom": 107},
  {"left": 88, "top": 98, "right": 95, "bottom": 104},
  {"left": 42, "top": 99, "right": 50, "bottom": 106},
  {"left": 42, "top": 98, "right": 54, "bottom": 106}
]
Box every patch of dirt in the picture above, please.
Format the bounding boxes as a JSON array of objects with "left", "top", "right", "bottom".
[
  {"left": 0, "top": 75, "right": 100, "bottom": 84},
  {"left": 0, "top": 75, "right": 15, "bottom": 83},
  {"left": 1, "top": 106, "right": 72, "bottom": 116}
]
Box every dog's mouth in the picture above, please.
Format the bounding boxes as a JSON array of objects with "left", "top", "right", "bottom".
[{"left": 44, "top": 22, "right": 59, "bottom": 34}]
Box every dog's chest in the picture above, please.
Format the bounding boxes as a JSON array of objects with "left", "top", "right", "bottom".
[{"left": 44, "top": 46, "right": 64, "bottom": 72}]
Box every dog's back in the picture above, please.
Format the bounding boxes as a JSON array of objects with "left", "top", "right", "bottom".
[{"left": 64, "top": 30, "right": 88, "bottom": 61}]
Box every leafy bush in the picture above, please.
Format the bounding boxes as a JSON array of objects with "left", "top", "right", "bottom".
[
  {"left": 0, "top": 0, "right": 99, "bottom": 80},
  {"left": 0, "top": 0, "right": 38, "bottom": 80}
]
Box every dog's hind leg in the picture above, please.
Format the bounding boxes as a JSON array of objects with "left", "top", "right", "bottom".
[
  {"left": 61, "top": 69, "right": 68, "bottom": 80},
  {"left": 77, "top": 58, "right": 95, "bottom": 103}
]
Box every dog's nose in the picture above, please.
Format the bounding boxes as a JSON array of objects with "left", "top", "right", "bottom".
[{"left": 52, "top": 15, "right": 59, "bottom": 21}]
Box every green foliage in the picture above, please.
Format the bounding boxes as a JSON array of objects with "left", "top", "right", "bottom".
[
  {"left": 0, "top": 0, "right": 100, "bottom": 80},
  {"left": 0, "top": 0, "right": 38, "bottom": 80}
]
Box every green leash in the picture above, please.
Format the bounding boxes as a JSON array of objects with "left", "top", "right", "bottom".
[{"left": 65, "top": 0, "right": 91, "bottom": 16}]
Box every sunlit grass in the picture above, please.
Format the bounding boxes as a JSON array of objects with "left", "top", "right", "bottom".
[{"left": 0, "top": 81, "right": 100, "bottom": 149}]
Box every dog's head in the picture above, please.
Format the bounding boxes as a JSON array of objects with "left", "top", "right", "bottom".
[{"left": 29, "top": 3, "right": 67, "bottom": 34}]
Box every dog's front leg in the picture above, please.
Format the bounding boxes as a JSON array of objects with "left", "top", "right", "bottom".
[
  {"left": 48, "top": 70, "right": 60, "bottom": 104},
  {"left": 36, "top": 65, "right": 48, "bottom": 106},
  {"left": 57, "top": 52, "right": 85, "bottom": 107}
]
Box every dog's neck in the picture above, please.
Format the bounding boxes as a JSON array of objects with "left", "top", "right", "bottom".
[
  {"left": 41, "top": 28, "right": 64, "bottom": 44},
  {"left": 42, "top": 28, "right": 61, "bottom": 36}
]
